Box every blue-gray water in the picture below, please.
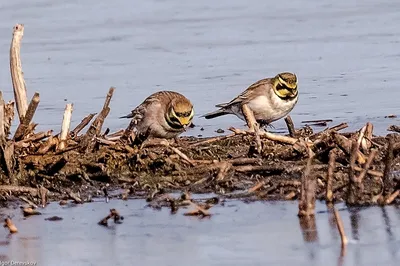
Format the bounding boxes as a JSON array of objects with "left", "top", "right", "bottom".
[
  {"left": 0, "top": 0, "right": 400, "bottom": 136},
  {"left": 0, "top": 199, "right": 399, "bottom": 266},
  {"left": 0, "top": 0, "right": 400, "bottom": 265}
]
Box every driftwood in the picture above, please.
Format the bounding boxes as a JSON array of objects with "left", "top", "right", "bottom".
[
  {"left": 10, "top": 23, "right": 28, "bottom": 122},
  {"left": 80, "top": 87, "right": 114, "bottom": 152},
  {"left": 13, "top": 92, "right": 40, "bottom": 141},
  {"left": 58, "top": 103, "right": 73, "bottom": 150}
]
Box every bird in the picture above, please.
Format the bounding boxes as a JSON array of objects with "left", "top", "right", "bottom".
[
  {"left": 202, "top": 72, "right": 298, "bottom": 128},
  {"left": 120, "top": 91, "right": 194, "bottom": 140}
]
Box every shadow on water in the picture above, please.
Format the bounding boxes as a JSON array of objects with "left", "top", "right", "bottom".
[{"left": 0, "top": 200, "right": 399, "bottom": 266}]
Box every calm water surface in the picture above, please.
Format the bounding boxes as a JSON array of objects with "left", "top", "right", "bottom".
[
  {"left": 0, "top": 199, "right": 399, "bottom": 266},
  {"left": 0, "top": 0, "right": 400, "bottom": 265},
  {"left": 0, "top": 0, "right": 400, "bottom": 136}
]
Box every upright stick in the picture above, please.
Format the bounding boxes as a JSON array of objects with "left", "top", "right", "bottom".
[
  {"left": 58, "top": 104, "right": 73, "bottom": 150},
  {"left": 10, "top": 24, "right": 28, "bottom": 122},
  {"left": 13, "top": 92, "right": 40, "bottom": 141}
]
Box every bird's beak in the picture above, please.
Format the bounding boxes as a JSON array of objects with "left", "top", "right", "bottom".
[{"left": 178, "top": 117, "right": 192, "bottom": 129}]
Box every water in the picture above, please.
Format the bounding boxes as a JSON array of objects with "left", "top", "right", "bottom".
[
  {"left": 0, "top": 0, "right": 400, "bottom": 137},
  {"left": 0, "top": 199, "right": 399, "bottom": 266},
  {"left": 0, "top": 0, "right": 400, "bottom": 265}
]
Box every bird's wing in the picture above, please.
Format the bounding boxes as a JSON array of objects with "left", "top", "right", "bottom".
[{"left": 216, "top": 78, "right": 271, "bottom": 108}]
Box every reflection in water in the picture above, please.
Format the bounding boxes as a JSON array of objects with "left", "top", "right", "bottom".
[
  {"left": 298, "top": 215, "right": 319, "bottom": 263},
  {"left": 298, "top": 215, "right": 319, "bottom": 243},
  {"left": 0, "top": 200, "right": 398, "bottom": 266}
]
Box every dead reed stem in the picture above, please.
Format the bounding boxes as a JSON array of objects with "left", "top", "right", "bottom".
[
  {"left": 80, "top": 87, "right": 114, "bottom": 151},
  {"left": 347, "top": 140, "right": 362, "bottom": 205},
  {"left": 326, "top": 149, "right": 337, "bottom": 202},
  {"left": 385, "top": 190, "right": 399, "bottom": 205},
  {"left": 229, "top": 127, "right": 297, "bottom": 145},
  {"left": 10, "top": 24, "right": 28, "bottom": 122},
  {"left": 70, "top": 113, "right": 96, "bottom": 138},
  {"left": 356, "top": 149, "right": 378, "bottom": 182},
  {"left": 382, "top": 135, "right": 395, "bottom": 201},
  {"left": 298, "top": 144, "right": 316, "bottom": 217},
  {"left": 58, "top": 103, "right": 73, "bottom": 150},
  {"left": 284, "top": 115, "right": 296, "bottom": 137},
  {"left": 13, "top": 92, "right": 40, "bottom": 141}
]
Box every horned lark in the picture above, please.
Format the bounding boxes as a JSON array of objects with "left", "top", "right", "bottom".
[
  {"left": 203, "top": 72, "right": 298, "bottom": 128},
  {"left": 120, "top": 91, "right": 194, "bottom": 140}
]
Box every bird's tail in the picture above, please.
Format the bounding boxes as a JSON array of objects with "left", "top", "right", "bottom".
[
  {"left": 201, "top": 109, "right": 229, "bottom": 119},
  {"left": 119, "top": 113, "right": 133, "bottom": 119}
]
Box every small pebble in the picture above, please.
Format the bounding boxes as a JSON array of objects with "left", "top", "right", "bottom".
[
  {"left": 200, "top": 127, "right": 204, "bottom": 131},
  {"left": 45, "top": 216, "right": 63, "bottom": 221},
  {"left": 59, "top": 200, "right": 68, "bottom": 206},
  {"left": 385, "top": 114, "right": 397, "bottom": 118},
  {"left": 216, "top": 128, "right": 225, "bottom": 133}
]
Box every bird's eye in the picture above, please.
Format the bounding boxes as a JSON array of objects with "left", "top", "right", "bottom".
[
  {"left": 170, "top": 116, "right": 180, "bottom": 123},
  {"left": 276, "top": 83, "right": 286, "bottom": 91}
]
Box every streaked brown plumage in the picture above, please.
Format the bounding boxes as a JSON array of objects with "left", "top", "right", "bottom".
[
  {"left": 203, "top": 72, "right": 298, "bottom": 127},
  {"left": 120, "top": 91, "right": 194, "bottom": 139}
]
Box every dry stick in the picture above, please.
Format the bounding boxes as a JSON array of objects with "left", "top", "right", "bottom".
[
  {"left": 120, "top": 118, "right": 136, "bottom": 143},
  {"left": 3, "top": 101, "right": 15, "bottom": 138},
  {"left": 347, "top": 140, "right": 361, "bottom": 205},
  {"left": 361, "top": 122, "right": 373, "bottom": 152},
  {"left": 13, "top": 92, "right": 40, "bottom": 141},
  {"left": 326, "top": 149, "right": 337, "bottom": 202},
  {"left": 385, "top": 190, "right": 400, "bottom": 205},
  {"left": 354, "top": 166, "right": 383, "bottom": 178},
  {"left": 216, "top": 161, "right": 232, "bottom": 181},
  {"left": 298, "top": 144, "right": 316, "bottom": 217},
  {"left": 4, "top": 217, "right": 18, "bottom": 233},
  {"left": 37, "top": 135, "right": 57, "bottom": 154},
  {"left": 96, "top": 87, "right": 114, "bottom": 136},
  {"left": 190, "top": 133, "right": 235, "bottom": 147},
  {"left": 70, "top": 113, "right": 96, "bottom": 138},
  {"left": 19, "top": 196, "right": 39, "bottom": 209},
  {"left": 333, "top": 132, "right": 366, "bottom": 164},
  {"left": 10, "top": 24, "right": 28, "bottom": 122},
  {"left": 80, "top": 87, "right": 114, "bottom": 151},
  {"left": 284, "top": 115, "right": 296, "bottom": 137},
  {"left": 242, "top": 104, "right": 258, "bottom": 131},
  {"left": 356, "top": 149, "right": 378, "bottom": 182},
  {"left": 0, "top": 185, "right": 38, "bottom": 196},
  {"left": 382, "top": 135, "right": 395, "bottom": 201},
  {"left": 14, "top": 130, "right": 52, "bottom": 147},
  {"left": 242, "top": 104, "right": 262, "bottom": 152},
  {"left": 356, "top": 125, "right": 367, "bottom": 149},
  {"left": 229, "top": 127, "right": 297, "bottom": 145},
  {"left": 160, "top": 140, "right": 195, "bottom": 166},
  {"left": 58, "top": 103, "right": 73, "bottom": 150},
  {"left": 66, "top": 189, "right": 82, "bottom": 204},
  {"left": 310, "top": 122, "right": 348, "bottom": 141},
  {"left": 248, "top": 181, "right": 265, "bottom": 193}
]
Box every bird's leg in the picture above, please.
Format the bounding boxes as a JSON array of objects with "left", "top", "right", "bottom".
[{"left": 172, "top": 137, "right": 180, "bottom": 146}]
